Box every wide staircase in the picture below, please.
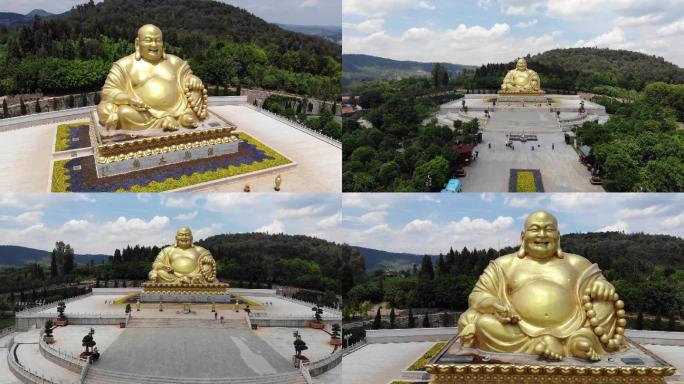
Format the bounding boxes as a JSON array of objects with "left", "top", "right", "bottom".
[
  {"left": 126, "top": 317, "right": 247, "bottom": 329},
  {"left": 85, "top": 367, "right": 307, "bottom": 384}
]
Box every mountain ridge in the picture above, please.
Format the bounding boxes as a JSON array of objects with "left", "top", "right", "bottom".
[{"left": 0, "top": 245, "right": 109, "bottom": 267}]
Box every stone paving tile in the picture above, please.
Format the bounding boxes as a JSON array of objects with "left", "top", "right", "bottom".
[{"left": 342, "top": 342, "right": 436, "bottom": 384}]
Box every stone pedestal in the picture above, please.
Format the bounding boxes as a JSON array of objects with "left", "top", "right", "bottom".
[
  {"left": 140, "top": 282, "right": 230, "bottom": 303},
  {"left": 427, "top": 338, "right": 676, "bottom": 384},
  {"left": 89, "top": 111, "right": 241, "bottom": 178}
]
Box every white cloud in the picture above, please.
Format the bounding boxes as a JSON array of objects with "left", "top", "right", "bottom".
[
  {"left": 658, "top": 18, "right": 684, "bottom": 36},
  {"left": 193, "top": 223, "right": 222, "bottom": 240},
  {"left": 256, "top": 219, "right": 285, "bottom": 234},
  {"left": 515, "top": 19, "right": 538, "bottom": 28},
  {"left": 343, "top": 0, "right": 435, "bottom": 17},
  {"left": 615, "top": 13, "right": 664, "bottom": 27},
  {"left": 504, "top": 195, "right": 546, "bottom": 208},
  {"left": 480, "top": 193, "right": 496, "bottom": 202},
  {"left": 661, "top": 212, "right": 684, "bottom": 229},
  {"left": 203, "top": 194, "right": 257, "bottom": 211},
  {"left": 445, "top": 216, "right": 515, "bottom": 234},
  {"left": 174, "top": 211, "right": 198, "bottom": 221},
  {"left": 299, "top": 0, "right": 319, "bottom": 7},
  {"left": 343, "top": 211, "right": 387, "bottom": 224},
  {"left": 102, "top": 216, "right": 170, "bottom": 235},
  {"left": 574, "top": 27, "right": 626, "bottom": 47},
  {"left": 60, "top": 219, "right": 91, "bottom": 232},
  {"left": 276, "top": 205, "right": 326, "bottom": 219},
  {"left": 498, "top": 0, "right": 544, "bottom": 15},
  {"left": 418, "top": 195, "right": 440, "bottom": 203},
  {"left": 477, "top": 0, "right": 492, "bottom": 10},
  {"left": 317, "top": 213, "right": 341, "bottom": 229},
  {"left": 546, "top": 0, "right": 603, "bottom": 18},
  {"left": 343, "top": 19, "right": 385, "bottom": 33},
  {"left": 402, "top": 219, "right": 436, "bottom": 233},
  {"left": 0, "top": 211, "right": 43, "bottom": 224},
  {"left": 162, "top": 195, "right": 202, "bottom": 208},
  {"left": 598, "top": 220, "right": 629, "bottom": 232},
  {"left": 618, "top": 205, "right": 670, "bottom": 219}
]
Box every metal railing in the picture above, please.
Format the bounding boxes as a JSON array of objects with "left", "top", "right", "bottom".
[
  {"left": 16, "top": 292, "right": 93, "bottom": 315},
  {"left": 305, "top": 348, "right": 342, "bottom": 372},
  {"left": 246, "top": 104, "right": 341, "bottom": 148},
  {"left": 276, "top": 295, "right": 342, "bottom": 317},
  {"left": 39, "top": 330, "right": 86, "bottom": 371},
  {"left": 79, "top": 359, "right": 92, "bottom": 384},
  {"left": 299, "top": 362, "right": 313, "bottom": 384}
]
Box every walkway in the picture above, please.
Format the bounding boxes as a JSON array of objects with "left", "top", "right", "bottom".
[{"left": 342, "top": 341, "right": 435, "bottom": 384}]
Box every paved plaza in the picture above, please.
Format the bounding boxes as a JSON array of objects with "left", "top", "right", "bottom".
[
  {"left": 255, "top": 326, "right": 336, "bottom": 362},
  {"left": 342, "top": 341, "right": 436, "bottom": 384},
  {"left": 95, "top": 327, "right": 295, "bottom": 378},
  {"left": 0, "top": 104, "right": 341, "bottom": 192},
  {"left": 460, "top": 110, "right": 603, "bottom": 192}
]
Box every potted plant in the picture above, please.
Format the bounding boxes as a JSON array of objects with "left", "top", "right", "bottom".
[
  {"left": 80, "top": 328, "right": 96, "bottom": 359},
  {"left": 55, "top": 302, "right": 68, "bottom": 326},
  {"left": 43, "top": 320, "right": 55, "bottom": 344},
  {"left": 330, "top": 323, "right": 341, "bottom": 346},
  {"left": 309, "top": 305, "right": 325, "bottom": 329},
  {"left": 292, "top": 331, "right": 309, "bottom": 366}
]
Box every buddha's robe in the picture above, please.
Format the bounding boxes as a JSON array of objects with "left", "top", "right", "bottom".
[
  {"left": 148, "top": 245, "right": 217, "bottom": 284},
  {"left": 501, "top": 69, "right": 541, "bottom": 92},
  {"left": 458, "top": 253, "right": 617, "bottom": 356},
  {"left": 97, "top": 53, "right": 198, "bottom": 130}
]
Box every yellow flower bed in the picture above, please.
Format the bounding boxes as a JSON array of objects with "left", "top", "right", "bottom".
[
  {"left": 517, "top": 171, "right": 537, "bottom": 192},
  {"left": 51, "top": 160, "right": 71, "bottom": 192},
  {"left": 54, "top": 122, "right": 87, "bottom": 152},
  {"left": 407, "top": 342, "right": 446, "bottom": 371}
]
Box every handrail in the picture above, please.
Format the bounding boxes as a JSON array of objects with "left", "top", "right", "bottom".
[
  {"left": 79, "top": 358, "right": 92, "bottom": 384},
  {"left": 276, "top": 295, "right": 341, "bottom": 316},
  {"left": 246, "top": 104, "right": 341, "bottom": 148},
  {"left": 16, "top": 292, "right": 93, "bottom": 315},
  {"left": 7, "top": 342, "right": 60, "bottom": 384},
  {"left": 305, "top": 348, "right": 343, "bottom": 371},
  {"left": 299, "top": 362, "right": 313, "bottom": 384},
  {"left": 39, "top": 329, "right": 86, "bottom": 369}
]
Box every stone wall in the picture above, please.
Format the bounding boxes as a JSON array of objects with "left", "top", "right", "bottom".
[{"left": 365, "top": 327, "right": 457, "bottom": 344}]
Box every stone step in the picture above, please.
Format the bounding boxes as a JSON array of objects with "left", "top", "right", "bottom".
[
  {"left": 85, "top": 368, "right": 307, "bottom": 384},
  {"left": 126, "top": 317, "right": 247, "bottom": 329}
]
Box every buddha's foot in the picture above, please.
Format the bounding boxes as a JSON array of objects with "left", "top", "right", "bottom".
[
  {"left": 570, "top": 336, "right": 601, "bottom": 361},
  {"left": 161, "top": 116, "right": 180, "bottom": 132},
  {"left": 180, "top": 113, "right": 199, "bottom": 129},
  {"left": 534, "top": 336, "right": 564, "bottom": 361}
]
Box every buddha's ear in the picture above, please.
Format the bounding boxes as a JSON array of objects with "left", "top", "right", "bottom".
[
  {"left": 517, "top": 231, "right": 525, "bottom": 258},
  {"left": 134, "top": 38, "right": 141, "bottom": 61},
  {"left": 161, "top": 44, "right": 165, "bottom": 60}
]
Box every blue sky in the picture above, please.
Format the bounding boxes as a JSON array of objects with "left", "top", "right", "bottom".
[
  {"left": 0, "top": 193, "right": 340, "bottom": 254},
  {"left": 342, "top": 193, "right": 684, "bottom": 254},
  {"left": 343, "top": 0, "right": 684, "bottom": 66},
  {"left": 2, "top": 0, "right": 341, "bottom": 26}
]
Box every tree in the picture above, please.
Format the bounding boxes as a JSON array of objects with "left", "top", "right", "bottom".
[
  {"left": 654, "top": 311, "right": 662, "bottom": 330},
  {"left": 82, "top": 329, "right": 96, "bottom": 354},
  {"left": 293, "top": 331, "right": 308, "bottom": 358},
  {"left": 419, "top": 255, "right": 435, "bottom": 280},
  {"left": 57, "top": 302, "right": 66, "bottom": 321},
  {"left": 312, "top": 305, "right": 323, "bottom": 323},
  {"left": 373, "top": 307, "right": 382, "bottom": 329},
  {"left": 50, "top": 250, "right": 58, "bottom": 277},
  {"left": 125, "top": 303, "right": 131, "bottom": 314},
  {"left": 52, "top": 97, "right": 60, "bottom": 111},
  {"left": 63, "top": 244, "right": 75, "bottom": 275},
  {"left": 1, "top": 98, "right": 8, "bottom": 118},
  {"left": 636, "top": 310, "right": 644, "bottom": 330},
  {"left": 667, "top": 311, "right": 676, "bottom": 331},
  {"left": 422, "top": 313, "right": 431, "bottom": 328},
  {"left": 408, "top": 308, "right": 415, "bottom": 328},
  {"left": 20, "top": 97, "right": 27, "bottom": 115},
  {"left": 34, "top": 99, "right": 41, "bottom": 113},
  {"left": 413, "top": 156, "right": 450, "bottom": 192},
  {"left": 67, "top": 95, "right": 75, "bottom": 108},
  {"left": 432, "top": 63, "right": 449, "bottom": 88},
  {"left": 331, "top": 323, "right": 341, "bottom": 339},
  {"left": 389, "top": 307, "right": 396, "bottom": 328}
]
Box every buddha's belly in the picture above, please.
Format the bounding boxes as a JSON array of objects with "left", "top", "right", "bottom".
[
  {"left": 170, "top": 256, "right": 196, "bottom": 275},
  {"left": 136, "top": 77, "right": 181, "bottom": 110},
  {"left": 512, "top": 75, "right": 530, "bottom": 88},
  {"left": 510, "top": 280, "right": 575, "bottom": 328}
]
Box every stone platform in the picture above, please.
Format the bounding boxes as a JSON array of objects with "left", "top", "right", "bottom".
[
  {"left": 89, "top": 110, "right": 240, "bottom": 177},
  {"left": 427, "top": 338, "right": 676, "bottom": 383},
  {"left": 141, "top": 282, "right": 231, "bottom": 303}
]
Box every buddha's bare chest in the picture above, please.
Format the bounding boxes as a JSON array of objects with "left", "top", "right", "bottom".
[
  {"left": 168, "top": 249, "right": 200, "bottom": 272},
  {"left": 129, "top": 62, "right": 178, "bottom": 88},
  {"left": 511, "top": 72, "right": 530, "bottom": 83},
  {"left": 505, "top": 260, "right": 577, "bottom": 292}
]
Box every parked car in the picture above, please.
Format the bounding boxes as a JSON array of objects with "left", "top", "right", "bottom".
[{"left": 441, "top": 179, "right": 462, "bottom": 193}]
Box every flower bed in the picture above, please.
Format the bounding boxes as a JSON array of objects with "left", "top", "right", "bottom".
[
  {"left": 407, "top": 342, "right": 446, "bottom": 371},
  {"left": 51, "top": 132, "right": 291, "bottom": 192},
  {"left": 54, "top": 122, "right": 91, "bottom": 152},
  {"left": 509, "top": 169, "right": 544, "bottom": 192}
]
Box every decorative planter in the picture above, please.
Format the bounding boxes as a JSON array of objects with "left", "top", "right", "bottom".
[
  {"left": 54, "top": 320, "right": 68, "bottom": 326},
  {"left": 292, "top": 355, "right": 310, "bottom": 367},
  {"left": 308, "top": 321, "right": 325, "bottom": 329},
  {"left": 329, "top": 338, "right": 342, "bottom": 346},
  {"left": 43, "top": 335, "right": 54, "bottom": 344}
]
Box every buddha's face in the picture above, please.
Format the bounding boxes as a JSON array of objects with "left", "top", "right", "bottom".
[
  {"left": 516, "top": 59, "right": 527, "bottom": 71},
  {"left": 521, "top": 211, "right": 559, "bottom": 259},
  {"left": 175, "top": 228, "right": 193, "bottom": 249},
  {"left": 136, "top": 25, "right": 164, "bottom": 62}
]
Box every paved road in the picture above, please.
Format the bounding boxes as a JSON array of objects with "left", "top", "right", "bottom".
[{"left": 461, "top": 110, "right": 604, "bottom": 192}]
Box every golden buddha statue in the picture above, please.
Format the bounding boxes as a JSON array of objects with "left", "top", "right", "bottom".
[
  {"left": 148, "top": 227, "right": 218, "bottom": 284},
  {"left": 500, "top": 58, "right": 544, "bottom": 94},
  {"left": 97, "top": 24, "right": 208, "bottom": 131},
  {"left": 458, "top": 211, "right": 628, "bottom": 361}
]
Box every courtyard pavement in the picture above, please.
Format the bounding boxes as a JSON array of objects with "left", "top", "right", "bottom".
[
  {"left": 342, "top": 341, "right": 436, "bottom": 384},
  {"left": 13, "top": 329, "right": 80, "bottom": 383},
  {"left": 254, "top": 326, "right": 336, "bottom": 362},
  {"left": 460, "top": 110, "right": 603, "bottom": 192},
  {"left": 94, "top": 327, "right": 295, "bottom": 377}
]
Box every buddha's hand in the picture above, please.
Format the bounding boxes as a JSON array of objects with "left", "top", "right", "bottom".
[
  {"left": 590, "top": 280, "right": 615, "bottom": 301},
  {"left": 128, "top": 96, "right": 149, "bottom": 112},
  {"left": 492, "top": 303, "right": 519, "bottom": 324},
  {"left": 186, "top": 76, "right": 204, "bottom": 92}
]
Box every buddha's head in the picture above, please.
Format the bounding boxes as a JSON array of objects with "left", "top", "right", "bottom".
[
  {"left": 175, "top": 227, "right": 193, "bottom": 249},
  {"left": 518, "top": 211, "right": 563, "bottom": 259},
  {"left": 135, "top": 24, "right": 164, "bottom": 62},
  {"left": 516, "top": 58, "right": 528, "bottom": 71}
]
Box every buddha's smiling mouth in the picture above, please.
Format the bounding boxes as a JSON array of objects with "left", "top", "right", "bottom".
[{"left": 533, "top": 240, "right": 550, "bottom": 246}]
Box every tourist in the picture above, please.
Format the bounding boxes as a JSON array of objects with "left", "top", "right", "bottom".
[
  {"left": 552, "top": 143, "right": 555, "bottom": 150},
  {"left": 214, "top": 312, "right": 218, "bottom": 321}
]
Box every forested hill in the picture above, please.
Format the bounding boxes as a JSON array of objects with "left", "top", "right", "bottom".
[
  {"left": 561, "top": 232, "right": 684, "bottom": 272},
  {"left": 34, "top": 0, "right": 339, "bottom": 58},
  {"left": 0, "top": 0, "right": 341, "bottom": 99},
  {"left": 343, "top": 53, "right": 472, "bottom": 86},
  {"left": 0, "top": 245, "right": 108, "bottom": 267},
  {"left": 471, "top": 48, "right": 684, "bottom": 91},
  {"left": 353, "top": 246, "right": 436, "bottom": 271}
]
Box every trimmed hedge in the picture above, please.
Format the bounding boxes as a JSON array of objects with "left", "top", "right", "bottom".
[{"left": 407, "top": 342, "right": 446, "bottom": 371}]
